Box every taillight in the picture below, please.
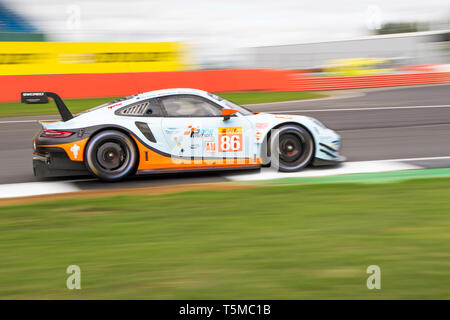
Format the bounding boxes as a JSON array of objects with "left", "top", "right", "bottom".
[{"left": 40, "top": 130, "right": 74, "bottom": 138}]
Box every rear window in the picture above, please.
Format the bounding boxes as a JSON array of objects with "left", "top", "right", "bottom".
[
  {"left": 116, "top": 99, "right": 164, "bottom": 117},
  {"left": 84, "top": 95, "right": 138, "bottom": 113}
]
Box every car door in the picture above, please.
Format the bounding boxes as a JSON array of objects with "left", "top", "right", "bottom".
[{"left": 159, "top": 94, "right": 254, "bottom": 166}]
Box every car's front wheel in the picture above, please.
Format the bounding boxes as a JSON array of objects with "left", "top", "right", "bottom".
[
  {"left": 270, "top": 125, "right": 314, "bottom": 172},
  {"left": 84, "top": 130, "right": 138, "bottom": 181}
]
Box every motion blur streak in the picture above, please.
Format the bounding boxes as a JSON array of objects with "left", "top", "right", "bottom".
[{"left": 0, "top": 0, "right": 450, "bottom": 300}]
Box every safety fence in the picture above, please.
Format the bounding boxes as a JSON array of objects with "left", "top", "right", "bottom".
[
  {"left": 288, "top": 72, "right": 450, "bottom": 91},
  {"left": 0, "top": 69, "right": 448, "bottom": 102},
  {"left": 0, "top": 69, "right": 289, "bottom": 102}
]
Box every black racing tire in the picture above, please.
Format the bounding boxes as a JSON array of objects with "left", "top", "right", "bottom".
[
  {"left": 269, "top": 125, "right": 314, "bottom": 172},
  {"left": 84, "top": 130, "right": 138, "bottom": 181}
]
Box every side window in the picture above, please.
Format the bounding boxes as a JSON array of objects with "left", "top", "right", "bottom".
[
  {"left": 160, "top": 95, "right": 222, "bottom": 117},
  {"left": 117, "top": 98, "right": 164, "bottom": 117},
  {"left": 144, "top": 99, "right": 164, "bottom": 117}
]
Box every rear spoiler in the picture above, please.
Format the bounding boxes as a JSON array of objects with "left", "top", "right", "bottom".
[{"left": 21, "top": 92, "right": 73, "bottom": 121}]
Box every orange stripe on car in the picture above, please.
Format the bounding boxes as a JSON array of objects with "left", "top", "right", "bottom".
[
  {"left": 131, "top": 136, "right": 261, "bottom": 170},
  {"left": 37, "top": 138, "right": 89, "bottom": 162}
]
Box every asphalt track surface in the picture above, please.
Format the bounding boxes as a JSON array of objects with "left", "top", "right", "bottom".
[{"left": 1, "top": 83, "right": 450, "bottom": 190}]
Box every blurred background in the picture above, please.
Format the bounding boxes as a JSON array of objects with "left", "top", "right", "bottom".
[
  {"left": 1, "top": 1, "right": 450, "bottom": 300},
  {"left": 0, "top": 0, "right": 448, "bottom": 101}
]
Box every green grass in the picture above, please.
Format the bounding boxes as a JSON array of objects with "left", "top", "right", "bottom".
[
  {"left": 0, "top": 91, "right": 325, "bottom": 117},
  {"left": 2, "top": 178, "right": 450, "bottom": 299},
  {"left": 248, "top": 168, "right": 450, "bottom": 185},
  {"left": 217, "top": 91, "right": 325, "bottom": 105}
]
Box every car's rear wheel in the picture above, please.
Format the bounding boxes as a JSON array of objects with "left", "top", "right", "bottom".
[
  {"left": 85, "top": 130, "right": 138, "bottom": 181},
  {"left": 270, "top": 125, "right": 314, "bottom": 172}
]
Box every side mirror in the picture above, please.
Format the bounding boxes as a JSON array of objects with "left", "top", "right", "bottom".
[{"left": 222, "top": 108, "right": 238, "bottom": 120}]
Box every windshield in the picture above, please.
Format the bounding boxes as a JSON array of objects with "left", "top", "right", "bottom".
[{"left": 207, "top": 93, "right": 254, "bottom": 116}]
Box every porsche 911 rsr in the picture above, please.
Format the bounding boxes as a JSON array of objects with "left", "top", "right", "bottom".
[{"left": 23, "top": 89, "right": 344, "bottom": 181}]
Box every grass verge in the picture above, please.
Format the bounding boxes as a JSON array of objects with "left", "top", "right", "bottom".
[
  {"left": 245, "top": 168, "right": 450, "bottom": 185},
  {"left": 218, "top": 91, "right": 326, "bottom": 105},
  {"left": 0, "top": 91, "right": 325, "bottom": 117},
  {"left": 2, "top": 177, "right": 450, "bottom": 299}
]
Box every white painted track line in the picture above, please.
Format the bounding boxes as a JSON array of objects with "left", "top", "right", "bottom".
[
  {"left": 0, "top": 181, "right": 80, "bottom": 199},
  {"left": 273, "top": 104, "right": 450, "bottom": 113},
  {"left": 362, "top": 155, "right": 450, "bottom": 162},
  {"left": 225, "top": 160, "right": 421, "bottom": 181},
  {"left": 0, "top": 119, "right": 56, "bottom": 124},
  {"left": 0, "top": 120, "right": 40, "bottom": 124}
]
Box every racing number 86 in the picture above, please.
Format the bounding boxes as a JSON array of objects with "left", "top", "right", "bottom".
[
  {"left": 220, "top": 135, "right": 240, "bottom": 151},
  {"left": 218, "top": 127, "right": 243, "bottom": 152}
]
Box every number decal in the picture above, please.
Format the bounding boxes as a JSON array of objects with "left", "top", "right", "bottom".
[
  {"left": 221, "top": 135, "right": 230, "bottom": 151},
  {"left": 218, "top": 127, "right": 243, "bottom": 152},
  {"left": 205, "top": 141, "right": 216, "bottom": 152}
]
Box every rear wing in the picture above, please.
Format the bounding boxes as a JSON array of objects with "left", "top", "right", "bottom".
[{"left": 21, "top": 92, "right": 73, "bottom": 121}]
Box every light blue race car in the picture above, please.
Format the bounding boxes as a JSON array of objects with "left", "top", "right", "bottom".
[{"left": 23, "top": 88, "right": 344, "bottom": 181}]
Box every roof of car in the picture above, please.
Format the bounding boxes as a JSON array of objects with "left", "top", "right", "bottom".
[
  {"left": 137, "top": 88, "right": 209, "bottom": 99},
  {"left": 90, "top": 88, "right": 214, "bottom": 112}
]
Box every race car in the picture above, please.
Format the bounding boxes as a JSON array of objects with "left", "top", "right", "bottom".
[{"left": 23, "top": 89, "right": 344, "bottom": 181}]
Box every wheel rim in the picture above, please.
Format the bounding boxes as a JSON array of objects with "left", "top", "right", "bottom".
[
  {"left": 278, "top": 133, "right": 303, "bottom": 163},
  {"left": 96, "top": 141, "right": 128, "bottom": 171}
]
